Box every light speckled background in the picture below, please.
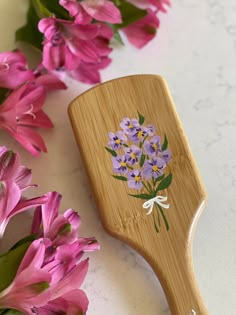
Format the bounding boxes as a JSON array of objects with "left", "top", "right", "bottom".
[{"left": 0, "top": 1, "right": 235, "bottom": 314}]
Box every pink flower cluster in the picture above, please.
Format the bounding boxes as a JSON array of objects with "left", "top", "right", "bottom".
[
  {"left": 0, "top": 146, "right": 99, "bottom": 314},
  {"left": 38, "top": 0, "right": 170, "bottom": 82},
  {"left": 0, "top": 51, "right": 66, "bottom": 156}
]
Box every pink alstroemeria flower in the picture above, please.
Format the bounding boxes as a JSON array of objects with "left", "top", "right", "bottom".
[
  {"left": 0, "top": 240, "right": 51, "bottom": 314},
  {"left": 60, "top": 0, "right": 122, "bottom": 24},
  {"left": 0, "top": 81, "right": 55, "bottom": 156},
  {"left": 0, "top": 50, "right": 34, "bottom": 90},
  {"left": 122, "top": 9, "right": 160, "bottom": 48},
  {"left": 0, "top": 147, "right": 48, "bottom": 237},
  {"left": 39, "top": 17, "right": 103, "bottom": 71},
  {"left": 128, "top": 0, "right": 170, "bottom": 12},
  {"left": 71, "top": 23, "right": 113, "bottom": 83}
]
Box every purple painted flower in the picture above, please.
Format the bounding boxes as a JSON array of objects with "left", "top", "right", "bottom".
[
  {"left": 161, "top": 149, "right": 171, "bottom": 163},
  {"left": 129, "top": 127, "right": 148, "bottom": 142},
  {"left": 146, "top": 124, "right": 155, "bottom": 136},
  {"left": 144, "top": 136, "right": 161, "bottom": 156},
  {"left": 120, "top": 118, "right": 139, "bottom": 134},
  {"left": 142, "top": 157, "right": 166, "bottom": 179},
  {"left": 128, "top": 170, "right": 143, "bottom": 190},
  {"left": 108, "top": 131, "right": 127, "bottom": 150},
  {"left": 112, "top": 155, "right": 128, "bottom": 174},
  {"left": 124, "top": 145, "right": 142, "bottom": 165}
]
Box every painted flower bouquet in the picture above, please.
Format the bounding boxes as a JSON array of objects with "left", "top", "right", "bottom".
[
  {"left": 105, "top": 113, "right": 172, "bottom": 232},
  {"left": 0, "top": 146, "right": 99, "bottom": 314},
  {"left": 0, "top": 0, "right": 170, "bottom": 156}
]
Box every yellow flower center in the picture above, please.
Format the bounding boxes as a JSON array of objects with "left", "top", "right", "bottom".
[
  {"left": 134, "top": 175, "right": 141, "bottom": 182},
  {"left": 152, "top": 165, "right": 159, "bottom": 172},
  {"left": 128, "top": 124, "right": 133, "bottom": 129},
  {"left": 152, "top": 143, "right": 157, "bottom": 150},
  {"left": 115, "top": 139, "right": 121, "bottom": 144},
  {"left": 120, "top": 162, "right": 127, "bottom": 167},
  {"left": 138, "top": 130, "right": 143, "bottom": 139},
  {"left": 130, "top": 152, "right": 136, "bottom": 159}
]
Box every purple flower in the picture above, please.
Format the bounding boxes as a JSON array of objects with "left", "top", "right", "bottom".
[
  {"left": 112, "top": 155, "right": 128, "bottom": 174},
  {"left": 128, "top": 170, "right": 143, "bottom": 190},
  {"left": 120, "top": 118, "right": 139, "bottom": 134},
  {"left": 142, "top": 157, "right": 166, "bottom": 179},
  {"left": 161, "top": 149, "right": 171, "bottom": 163},
  {"left": 144, "top": 136, "right": 161, "bottom": 156},
  {"left": 108, "top": 131, "right": 127, "bottom": 150},
  {"left": 129, "top": 127, "right": 148, "bottom": 142},
  {"left": 146, "top": 124, "right": 155, "bottom": 136},
  {"left": 124, "top": 145, "right": 142, "bottom": 165}
]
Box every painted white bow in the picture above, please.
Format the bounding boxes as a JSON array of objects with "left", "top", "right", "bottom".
[
  {"left": 143, "top": 195, "right": 169, "bottom": 215},
  {"left": 191, "top": 310, "right": 196, "bottom": 315}
]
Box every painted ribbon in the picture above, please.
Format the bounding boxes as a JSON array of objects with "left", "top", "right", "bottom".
[{"left": 143, "top": 195, "right": 170, "bottom": 215}]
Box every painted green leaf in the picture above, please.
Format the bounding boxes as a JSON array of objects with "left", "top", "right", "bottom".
[
  {"left": 162, "top": 134, "right": 168, "bottom": 151},
  {"left": 112, "top": 175, "right": 127, "bottom": 181},
  {"left": 156, "top": 173, "right": 172, "bottom": 192},
  {"left": 116, "top": 2, "right": 147, "bottom": 28},
  {"left": 157, "top": 204, "right": 169, "bottom": 231},
  {"left": 154, "top": 174, "right": 165, "bottom": 186},
  {"left": 139, "top": 154, "right": 146, "bottom": 167},
  {"left": 138, "top": 111, "right": 145, "bottom": 125},
  {"left": 15, "top": 2, "right": 43, "bottom": 51},
  {"left": 0, "top": 242, "right": 31, "bottom": 292},
  {"left": 129, "top": 193, "right": 154, "bottom": 200},
  {"left": 105, "top": 146, "right": 117, "bottom": 157}
]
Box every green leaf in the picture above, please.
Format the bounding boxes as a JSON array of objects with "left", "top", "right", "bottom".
[
  {"left": 1, "top": 310, "right": 23, "bottom": 315},
  {"left": 129, "top": 193, "right": 154, "bottom": 200},
  {"left": 162, "top": 134, "right": 168, "bottom": 151},
  {"left": 153, "top": 174, "right": 165, "bottom": 186},
  {"left": 10, "top": 234, "right": 37, "bottom": 251},
  {"left": 15, "top": 2, "right": 43, "bottom": 51},
  {"left": 156, "top": 173, "right": 172, "bottom": 192},
  {"left": 123, "top": 143, "right": 129, "bottom": 147},
  {"left": 112, "top": 175, "right": 127, "bottom": 181},
  {"left": 0, "top": 242, "right": 31, "bottom": 292},
  {"left": 105, "top": 146, "right": 117, "bottom": 157},
  {"left": 139, "top": 153, "right": 146, "bottom": 167},
  {"left": 40, "top": 0, "right": 70, "bottom": 19},
  {"left": 138, "top": 111, "right": 145, "bottom": 125},
  {"left": 32, "top": 0, "right": 51, "bottom": 18},
  {"left": 0, "top": 88, "right": 9, "bottom": 105},
  {"left": 116, "top": 2, "right": 148, "bottom": 28}
]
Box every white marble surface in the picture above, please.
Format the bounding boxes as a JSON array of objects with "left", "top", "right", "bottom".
[{"left": 0, "top": 1, "right": 236, "bottom": 314}]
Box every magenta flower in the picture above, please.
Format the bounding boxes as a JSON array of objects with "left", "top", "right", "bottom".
[
  {"left": 124, "top": 144, "right": 142, "bottom": 165},
  {"left": 39, "top": 17, "right": 103, "bottom": 71},
  {"left": 0, "top": 82, "right": 53, "bottom": 156},
  {"left": 60, "top": 0, "right": 122, "bottom": 24},
  {"left": 120, "top": 117, "right": 140, "bottom": 135},
  {"left": 70, "top": 23, "right": 113, "bottom": 83},
  {"left": 122, "top": 9, "right": 160, "bottom": 48},
  {"left": 142, "top": 157, "right": 166, "bottom": 179},
  {"left": 0, "top": 50, "right": 34, "bottom": 89},
  {"left": 0, "top": 240, "right": 51, "bottom": 314},
  {"left": 112, "top": 155, "right": 128, "bottom": 174},
  {"left": 108, "top": 131, "right": 127, "bottom": 150},
  {"left": 146, "top": 0, "right": 171, "bottom": 12},
  {"left": 0, "top": 146, "right": 48, "bottom": 237},
  {"left": 144, "top": 135, "right": 161, "bottom": 156},
  {"left": 128, "top": 170, "right": 143, "bottom": 190}
]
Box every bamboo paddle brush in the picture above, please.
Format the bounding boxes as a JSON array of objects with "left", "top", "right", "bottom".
[{"left": 68, "top": 75, "right": 208, "bottom": 315}]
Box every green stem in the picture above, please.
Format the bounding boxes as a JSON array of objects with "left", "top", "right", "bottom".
[
  {"left": 142, "top": 181, "right": 152, "bottom": 194},
  {"left": 155, "top": 203, "right": 161, "bottom": 227},
  {"left": 157, "top": 205, "right": 169, "bottom": 231}
]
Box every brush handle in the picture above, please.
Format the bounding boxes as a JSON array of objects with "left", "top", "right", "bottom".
[{"left": 150, "top": 249, "right": 208, "bottom": 315}]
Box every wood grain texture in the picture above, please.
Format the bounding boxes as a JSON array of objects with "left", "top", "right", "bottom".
[{"left": 68, "top": 75, "right": 208, "bottom": 315}]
